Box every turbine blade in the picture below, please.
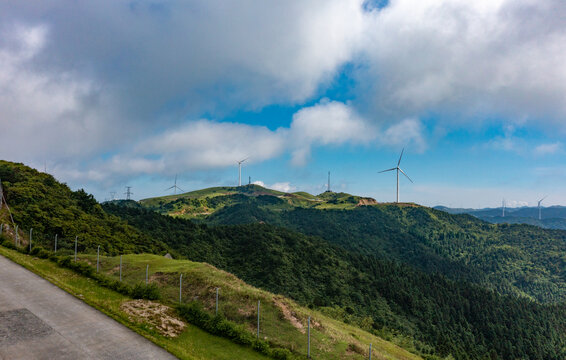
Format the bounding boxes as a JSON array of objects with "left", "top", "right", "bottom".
[
  {"left": 165, "top": 186, "right": 175, "bottom": 191},
  {"left": 397, "top": 148, "right": 404, "bottom": 166},
  {"left": 379, "top": 168, "right": 397, "bottom": 173},
  {"left": 177, "top": 187, "right": 185, "bottom": 193},
  {"left": 399, "top": 168, "right": 413, "bottom": 183}
]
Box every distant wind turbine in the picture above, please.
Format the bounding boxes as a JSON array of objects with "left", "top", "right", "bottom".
[
  {"left": 165, "top": 174, "right": 184, "bottom": 195},
  {"left": 379, "top": 148, "right": 413, "bottom": 203},
  {"left": 237, "top": 158, "right": 248, "bottom": 186},
  {"left": 537, "top": 195, "right": 548, "bottom": 220}
]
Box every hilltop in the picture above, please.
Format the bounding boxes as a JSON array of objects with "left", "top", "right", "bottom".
[{"left": 138, "top": 184, "right": 379, "bottom": 219}]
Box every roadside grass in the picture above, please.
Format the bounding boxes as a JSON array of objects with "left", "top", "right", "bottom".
[{"left": 0, "top": 246, "right": 269, "bottom": 360}]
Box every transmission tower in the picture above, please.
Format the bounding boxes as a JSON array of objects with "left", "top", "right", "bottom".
[
  {"left": 109, "top": 191, "right": 117, "bottom": 200},
  {"left": 124, "top": 186, "right": 133, "bottom": 200}
]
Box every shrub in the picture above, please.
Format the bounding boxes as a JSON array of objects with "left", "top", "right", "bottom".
[{"left": 131, "top": 282, "right": 161, "bottom": 300}]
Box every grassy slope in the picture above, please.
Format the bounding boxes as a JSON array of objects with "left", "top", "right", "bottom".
[{"left": 90, "top": 253, "right": 422, "bottom": 360}]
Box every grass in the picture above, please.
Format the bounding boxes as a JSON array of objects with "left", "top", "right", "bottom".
[
  {"left": 0, "top": 246, "right": 269, "bottom": 360},
  {"left": 90, "top": 253, "right": 422, "bottom": 360}
]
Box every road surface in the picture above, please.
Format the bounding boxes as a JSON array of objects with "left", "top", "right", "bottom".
[{"left": 0, "top": 254, "right": 178, "bottom": 359}]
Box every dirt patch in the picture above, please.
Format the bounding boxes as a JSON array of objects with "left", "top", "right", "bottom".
[
  {"left": 148, "top": 272, "right": 171, "bottom": 286},
  {"left": 274, "top": 297, "right": 305, "bottom": 333},
  {"left": 120, "top": 300, "right": 185, "bottom": 337},
  {"left": 357, "top": 197, "right": 378, "bottom": 206}
]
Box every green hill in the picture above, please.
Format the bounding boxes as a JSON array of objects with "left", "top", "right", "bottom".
[
  {"left": 2, "top": 160, "right": 565, "bottom": 359},
  {"left": 203, "top": 202, "right": 566, "bottom": 304},
  {"left": 138, "top": 185, "right": 378, "bottom": 219}
]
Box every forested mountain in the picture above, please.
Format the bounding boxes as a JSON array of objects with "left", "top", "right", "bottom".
[
  {"left": 201, "top": 198, "right": 566, "bottom": 304},
  {"left": 104, "top": 203, "right": 566, "bottom": 360}
]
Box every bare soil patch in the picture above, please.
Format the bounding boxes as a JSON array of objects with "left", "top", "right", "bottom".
[{"left": 120, "top": 300, "right": 185, "bottom": 337}]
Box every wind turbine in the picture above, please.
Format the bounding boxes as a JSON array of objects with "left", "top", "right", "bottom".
[
  {"left": 165, "top": 174, "right": 184, "bottom": 195},
  {"left": 379, "top": 148, "right": 413, "bottom": 203},
  {"left": 537, "top": 195, "right": 548, "bottom": 220},
  {"left": 237, "top": 158, "right": 248, "bottom": 186}
]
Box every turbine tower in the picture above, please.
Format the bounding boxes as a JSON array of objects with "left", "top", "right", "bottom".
[
  {"left": 327, "top": 171, "right": 331, "bottom": 192},
  {"left": 502, "top": 199, "right": 506, "bottom": 217},
  {"left": 237, "top": 158, "right": 248, "bottom": 186},
  {"left": 537, "top": 195, "right": 547, "bottom": 220},
  {"left": 379, "top": 148, "right": 413, "bottom": 203},
  {"left": 165, "top": 174, "right": 184, "bottom": 195}
]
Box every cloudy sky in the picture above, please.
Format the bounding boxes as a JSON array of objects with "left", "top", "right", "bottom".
[{"left": 2, "top": 0, "right": 566, "bottom": 207}]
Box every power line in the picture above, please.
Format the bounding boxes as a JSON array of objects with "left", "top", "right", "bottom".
[{"left": 124, "top": 186, "right": 133, "bottom": 200}]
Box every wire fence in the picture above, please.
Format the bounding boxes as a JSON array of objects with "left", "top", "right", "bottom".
[{"left": 0, "top": 223, "right": 378, "bottom": 360}]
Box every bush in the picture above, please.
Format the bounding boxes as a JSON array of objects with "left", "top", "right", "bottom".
[
  {"left": 176, "top": 302, "right": 290, "bottom": 358},
  {"left": 131, "top": 282, "right": 161, "bottom": 300}
]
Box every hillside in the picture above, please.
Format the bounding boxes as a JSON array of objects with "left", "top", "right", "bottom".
[
  {"left": 138, "top": 185, "right": 377, "bottom": 219},
  {"left": 104, "top": 203, "right": 566, "bottom": 360},
  {"left": 0, "top": 161, "right": 168, "bottom": 255},
  {"left": 201, "top": 202, "right": 566, "bottom": 304}
]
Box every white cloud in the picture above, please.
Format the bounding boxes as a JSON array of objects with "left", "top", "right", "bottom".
[
  {"left": 252, "top": 180, "right": 295, "bottom": 193},
  {"left": 361, "top": 0, "right": 566, "bottom": 126},
  {"left": 270, "top": 182, "right": 296, "bottom": 193},
  {"left": 289, "top": 99, "right": 376, "bottom": 165},
  {"left": 534, "top": 142, "right": 562, "bottom": 156},
  {"left": 380, "top": 118, "right": 427, "bottom": 152}
]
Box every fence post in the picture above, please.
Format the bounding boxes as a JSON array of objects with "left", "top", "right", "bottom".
[
  {"left": 257, "top": 300, "right": 260, "bottom": 340},
  {"left": 369, "top": 343, "right": 372, "bottom": 360},
  {"left": 54, "top": 234, "right": 58, "bottom": 253},
  {"left": 179, "top": 274, "right": 182, "bottom": 303},
  {"left": 119, "top": 255, "right": 122, "bottom": 281},
  {"left": 308, "top": 316, "right": 311, "bottom": 358},
  {"left": 15, "top": 225, "right": 18, "bottom": 246},
  {"left": 29, "top": 228, "right": 32, "bottom": 252},
  {"left": 216, "top": 288, "right": 219, "bottom": 315},
  {"left": 146, "top": 265, "right": 149, "bottom": 285},
  {"left": 96, "top": 246, "right": 100, "bottom": 273},
  {"left": 74, "top": 236, "right": 77, "bottom": 262}
]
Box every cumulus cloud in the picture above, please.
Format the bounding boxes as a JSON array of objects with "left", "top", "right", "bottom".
[
  {"left": 289, "top": 100, "right": 376, "bottom": 165},
  {"left": 252, "top": 181, "right": 295, "bottom": 193},
  {"left": 361, "top": 0, "right": 566, "bottom": 125}
]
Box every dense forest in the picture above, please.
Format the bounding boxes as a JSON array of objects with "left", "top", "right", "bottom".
[
  {"left": 104, "top": 203, "right": 566, "bottom": 360},
  {"left": 203, "top": 198, "right": 566, "bottom": 303}
]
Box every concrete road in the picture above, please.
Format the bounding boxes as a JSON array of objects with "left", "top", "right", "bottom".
[{"left": 0, "top": 255, "right": 178, "bottom": 360}]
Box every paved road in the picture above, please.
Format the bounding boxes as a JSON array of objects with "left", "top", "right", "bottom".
[{"left": 0, "top": 255, "right": 178, "bottom": 360}]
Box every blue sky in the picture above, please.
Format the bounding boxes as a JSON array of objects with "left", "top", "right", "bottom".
[{"left": 2, "top": 0, "right": 566, "bottom": 208}]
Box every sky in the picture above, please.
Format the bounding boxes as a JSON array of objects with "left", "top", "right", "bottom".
[{"left": 2, "top": 0, "right": 566, "bottom": 208}]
